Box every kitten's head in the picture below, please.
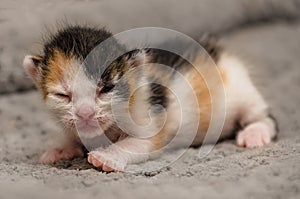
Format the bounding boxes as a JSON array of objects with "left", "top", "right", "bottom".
[{"left": 23, "top": 26, "right": 139, "bottom": 138}]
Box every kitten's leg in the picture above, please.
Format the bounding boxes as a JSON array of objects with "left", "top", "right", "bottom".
[
  {"left": 234, "top": 86, "right": 278, "bottom": 148},
  {"left": 39, "top": 132, "right": 84, "bottom": 164},
  {"left": 236, "top": 115, "right": 278, "bottom": 148},
  {"left": 88, "top": 101, "right": 167, "bottom": 172},
  {"left": 88, "top": 136, "right": 160, "bottom": 172},
  {"left": 219, "top": 54, "right": 279, "bottom": 148}
]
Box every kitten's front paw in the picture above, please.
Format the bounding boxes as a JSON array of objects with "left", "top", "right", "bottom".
[
  {"left": 237, "top": 122, "right": 271, "bottom": 148},
  {"left": 39, "top": 147, "right": 84, "bottom": 164},
  {"left": 88, "top": 149, "right": 127, "bottom": 172}
]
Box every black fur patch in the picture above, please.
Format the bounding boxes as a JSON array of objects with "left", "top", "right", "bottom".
[
  {"left": 142, "top": 35, "right": 221, "bottom": 75},
  {"left": 144, "top": 38, "right": 200, "bottom": 74},
  {"left": 149, "top": 83, "right": 168, "bottom": 113},
  {"left": 43, "top": 26, "right": 112, "bottom": 63},
  {"left": 41, "top": 25, "right": 127, "bottom": 90},
  {"left": 147, "top": 48, "right": 189, "bottom": 72}
]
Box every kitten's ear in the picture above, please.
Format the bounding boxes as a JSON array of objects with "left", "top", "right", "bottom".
[{"left": 23, "top": 55, "right": 43, "bottom": 84}]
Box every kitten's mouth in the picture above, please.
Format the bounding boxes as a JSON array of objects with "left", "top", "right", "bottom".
[
  {"left": 75, "top": 120, "right": 99, "bottom": 131},
  {"left": 74, "top": 119, "right": 109, "bottom": 139},
  {"left": 69, "top": 115, "right": 112, "bottom": 138}
]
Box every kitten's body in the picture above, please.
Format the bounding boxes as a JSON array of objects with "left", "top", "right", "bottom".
[{"left": 23, "top": 26, "right": 277, "bottom": 172}]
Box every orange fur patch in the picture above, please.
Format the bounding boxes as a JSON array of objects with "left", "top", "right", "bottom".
[
  {"left": 189, "top": 68, "right": 212, "bottom": 145},
  {"left": 42, "top": 49, "right": 73, "bottom": 98},
  {"left": 150, "top": 53, "right": 229, "bottom": 149},
  {"left": 189, "top": 53, "right": 227, "bottom": 145}
]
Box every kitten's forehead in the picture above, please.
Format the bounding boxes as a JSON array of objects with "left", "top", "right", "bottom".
[{"left": 72, "top": 66, "right": 97, "bottom": 100}]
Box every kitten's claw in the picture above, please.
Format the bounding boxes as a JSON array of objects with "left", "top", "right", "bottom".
[
  {"left": 88, "top": 149, "right": 126, "bottom": 172},
  {"left": 237, "top": 122, "right": 271, "bottom": 148},
  {"left": 39, "top": 147, "right": 84, "bottom": 164}
]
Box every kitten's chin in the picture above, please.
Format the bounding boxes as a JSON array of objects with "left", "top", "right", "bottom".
[
  {"left": 72, "top": 119, "right": 113, "bottom": 139},
  {"left": 75, "top": 126, "right": 105, "bottom": 139},
  {"left": 74, "top": 121, "right": 105, "bottom": 139}
]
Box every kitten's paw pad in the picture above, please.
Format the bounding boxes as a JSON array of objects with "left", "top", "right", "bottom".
[
  {"left": 237, "top": 123, "right": 271, "bottom": 148},
  {"left": 88, "top": 150, "right": 126, "bottom": 172},
  {"left": 39, "top": 147, "right": 84, "bottom": 164}
]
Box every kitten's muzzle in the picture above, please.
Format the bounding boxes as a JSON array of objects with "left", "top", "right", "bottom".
[{"left": 75, "top": 104, "right": 95, "bottom": 121}]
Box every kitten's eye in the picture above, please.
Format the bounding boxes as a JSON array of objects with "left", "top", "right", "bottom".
[
  {"left": 100, "top": 84, "right": 115, "bottom": 94},
  {"left": 55, "top": 93, "right": 71, "bottom": 101}
]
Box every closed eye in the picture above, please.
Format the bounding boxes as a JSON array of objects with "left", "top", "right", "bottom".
[
  {"left": 100, "top": 84, "right": 115, "bottom": 94},
  {"left": 55, "top": 93, "right": 71, "bottom": 101}
]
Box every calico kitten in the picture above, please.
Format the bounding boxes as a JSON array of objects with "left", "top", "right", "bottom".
[{"left": 23, "top": 26, "right": 278, "bottom": 172}]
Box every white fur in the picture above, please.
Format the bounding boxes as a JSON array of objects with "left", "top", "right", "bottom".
[
  {"left": 218, "top": 53, "right": 277, "bottom": 141},
  {"left": 30, "top": 50, "right": 276, "bottom": 170}
]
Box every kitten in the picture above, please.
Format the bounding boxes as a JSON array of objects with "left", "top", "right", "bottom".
[{"left": 23, "top": 26, "right": 278, "bottom": 172}]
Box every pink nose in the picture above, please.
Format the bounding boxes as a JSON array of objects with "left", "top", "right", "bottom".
[{"left": 76, "top": 104, "right": 95, "bottom": 120}]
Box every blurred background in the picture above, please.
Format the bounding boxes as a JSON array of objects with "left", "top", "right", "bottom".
[
  {"left": 1, "top": 0, "right": 300, "bottom": 94},
  {"left": 0, "top": 0, "right": 300, "bottom": 199}
]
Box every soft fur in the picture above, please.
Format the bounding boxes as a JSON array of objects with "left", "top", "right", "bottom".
[{"left": 23, "top": 26, "right": 278, "bottom": 172}]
